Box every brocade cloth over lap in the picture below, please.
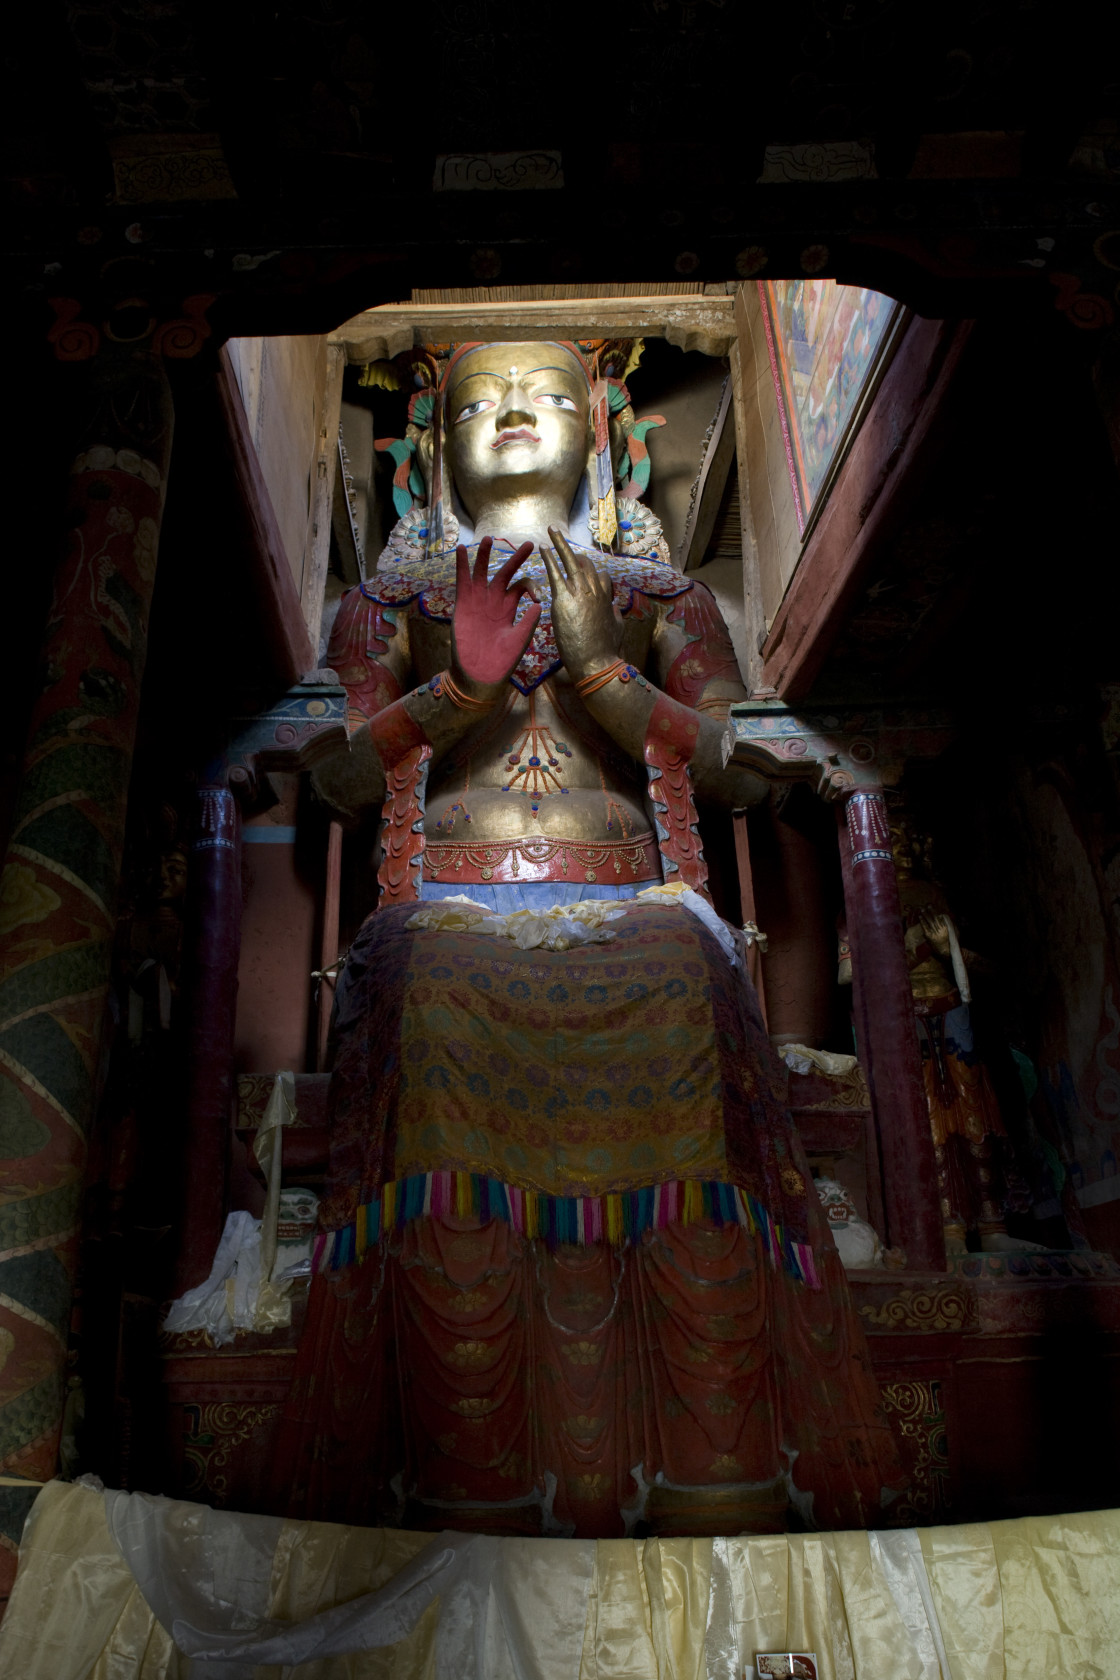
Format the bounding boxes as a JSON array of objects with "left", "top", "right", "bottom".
[
  {"left": 324, "top": 902, "right": 809, "bottom": 1234},
  {"left": 278, "top": 902, "right": 904, "bottom": 1538}
]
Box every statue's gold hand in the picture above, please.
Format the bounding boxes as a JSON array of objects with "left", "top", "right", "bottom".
[
  {"left": 541, "top": 527, "right": 622, "bottom": 678},
  {"left": 451, "top": 537, "right": 541, "bottom": 692},
  {"left": 920, "top": 911, "right": 952, "bottom": 954}
]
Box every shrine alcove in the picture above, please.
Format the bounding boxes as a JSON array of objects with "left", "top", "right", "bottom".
[{"left": 1, "top": 15, "right": 1119, "bottom": 1660}]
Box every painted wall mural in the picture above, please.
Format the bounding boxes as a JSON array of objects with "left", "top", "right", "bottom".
[
  {"left": 758, "top": 279, "right": 899, "bottom": 534},
  {"left": 997, "top": 768, "right": 1120, "bottom": 1232}
]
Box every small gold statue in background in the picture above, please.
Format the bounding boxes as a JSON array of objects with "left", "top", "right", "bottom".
[{"left": 892, "top": 820, "right": 1028, "bottom": 1252}]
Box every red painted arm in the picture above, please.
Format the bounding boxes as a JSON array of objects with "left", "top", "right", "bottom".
[
  {"left": 326, "top": 587, "right": 409, "bottom": 732},
  {"left": 658, "top": 581, "right": 748, "bottom": 715},
  {"left": 644, "top": 692, "right": 710, "bottom": 898}
]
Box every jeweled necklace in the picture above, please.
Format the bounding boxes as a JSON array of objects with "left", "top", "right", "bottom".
[
  {"left": 500, "top": 690, "right": 571, "bottom": 820},
  {"left": 435, "top": 761, "right": 473, "bottom": 832}
]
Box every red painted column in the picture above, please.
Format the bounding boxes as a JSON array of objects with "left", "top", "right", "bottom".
[
  {"left": 0, "top": 348, "right": 173, "bottom": 1501},
  {"left": 837, "top": 789, "right": 945, "bottom": 1270},
  {"left": 174, "top": 787, "right": 241, "bottom": 1292}
]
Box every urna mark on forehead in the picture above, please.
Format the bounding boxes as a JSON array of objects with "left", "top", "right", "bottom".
[{"left": 444, "top": 340, "right": 591, "bottom": 405}]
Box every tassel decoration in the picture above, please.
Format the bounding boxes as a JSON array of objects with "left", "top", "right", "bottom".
[{"left": 316, "top": 1173, "right": 819, "bottom": 1288}]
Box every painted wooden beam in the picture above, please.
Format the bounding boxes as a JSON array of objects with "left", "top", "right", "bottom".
[
  {"left": 299, "top": 343, "right": 346, "bottom": 660},
  {"left": 330, "top": 295, "right": 736, "bottom": 362},
  {"left": 215, "top": 348, "right": 315, "bottom": 685},
  {"left": 728, "top": 328, "right": 767, "bottom": 694},
  {"left": 758, "top": 318, "right": 974, "bottom": 701}
]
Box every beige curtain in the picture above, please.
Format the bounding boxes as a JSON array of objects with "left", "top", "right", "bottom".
[{"left": 1, "top": 1481, "right": 1116, "bottom": 1679}]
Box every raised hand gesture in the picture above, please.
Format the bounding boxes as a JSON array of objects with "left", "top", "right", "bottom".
[
  {"left": 540, "top": 527, "right": 622, "bottom": 680},
  {"left": 451, "top": 537, "right": 541, "bottom": 692}
]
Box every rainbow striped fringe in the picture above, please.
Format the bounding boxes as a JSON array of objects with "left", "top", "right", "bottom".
[{"left": 313, "top": 1173, "right": 821, "bottom": 1289}]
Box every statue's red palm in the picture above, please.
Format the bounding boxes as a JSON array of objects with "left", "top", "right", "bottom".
[{"left": 452, "top": 538, "right": 541, "bottom": 687}]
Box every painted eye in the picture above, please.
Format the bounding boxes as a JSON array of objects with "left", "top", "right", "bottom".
[
  {"left": 453, "top": 398, "right": 495, "bottom": 423},
  {"left": 533, "top": 392, "right": 578, "bottom": 411}
]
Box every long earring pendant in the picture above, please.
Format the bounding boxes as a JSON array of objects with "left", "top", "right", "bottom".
[
  {"left": 426, "top": 389, "right": 446, "bottom": 561},
  {"left": 590, "top": 360, "right": 617, "bottom": 550}
]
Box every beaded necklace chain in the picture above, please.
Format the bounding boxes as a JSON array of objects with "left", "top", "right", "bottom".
[
  {"left": 435, "top": 761, "right": 473, "bottom": 832},
  {"left": 435, "top": 672, "right": 642, "bottom": 835},
  {"left": 500, "top": 690, "right": 571, "bottom": 820}
]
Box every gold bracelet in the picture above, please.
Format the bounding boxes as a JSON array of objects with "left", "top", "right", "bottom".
[
  {"left": 427, "top": 669, "right": 493, "bottom": 711},
  {"left": 574, "top": 658, "right": 638, "bottom": 699}
]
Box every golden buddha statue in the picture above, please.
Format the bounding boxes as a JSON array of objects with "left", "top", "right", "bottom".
[
  {"left": 318, "top": 337, "right": 764, "bottom": 898},
  {"left": 278, "top": 340, "right": 904, "bottom": 1539}
]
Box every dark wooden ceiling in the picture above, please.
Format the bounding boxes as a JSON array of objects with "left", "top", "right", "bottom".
[{"left": 3, "top": 2, "right": 1116, "bottom": 342}]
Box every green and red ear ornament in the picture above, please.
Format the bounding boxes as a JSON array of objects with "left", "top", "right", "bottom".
[
  {"left": 620, "top": 415, "right": 667, "bottom": 500},
  {"left": 606, "top": 378, "right": 631, "bottom": 415},
  {"left": 375, "top": 436, "right": 426, "bottom": 518}
]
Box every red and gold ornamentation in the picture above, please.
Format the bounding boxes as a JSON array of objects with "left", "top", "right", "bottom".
[
  {"left": 326, "top": 592, "right": 404, "bottom": 730},
  {"left": 643, "top": 694, "right": 709, "bottom": 898},
  {"left": 423, "top": 830, "right": 659, "bottom": 885},
  {"left": 0, "top": 356, "right": 173, "bottom": 1479},
  {"left": 573, "top": 657, "right": 639, "bottom": 699},
  {"left": 377, "top": 744, "right": 431, "bottom": 904},
  {"left": 498, "top": 687, "right": 577, "bottom": 822},
  {"left": 428, "top": 669, "right": 492, "bottom": 712},
  {"left": 366, "top": 694, "right": 428, "bottom": 770},
  {"left": 663, "top": 582, "right": 743, "bottom": 709},
  {"left": 878, "top": 1378, "right": 951, "bottom": 1523}
]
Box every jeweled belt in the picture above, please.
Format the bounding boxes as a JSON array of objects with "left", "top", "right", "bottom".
[{"left": 422, "top": 830, "right": 661, "bottom": 885}]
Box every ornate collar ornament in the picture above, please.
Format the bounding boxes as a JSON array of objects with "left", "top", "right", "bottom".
[{"left": 364, "top": 539, "right": 691, "bottom": 695}]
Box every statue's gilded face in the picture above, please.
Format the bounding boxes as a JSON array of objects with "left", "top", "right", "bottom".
[
  {"left": 158, "top": 847, "right": 188, "bottom": 902},
  {"left": 443, "top": 341, "right": 591, "bottom": 518}
]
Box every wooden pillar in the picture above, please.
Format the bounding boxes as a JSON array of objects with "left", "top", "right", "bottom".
[
  {"left": 235, "top": 774, "right": 318, "bottom": 1075},
  {"left": 751, "top": 798, "right": 833, "bottom": 1048},
  {"left": 173, "top": 788, "right": 241, "bottom": 1294},
  {"left": 731, "top": 811, "right": 767, "bottom": 1023},
  {"left": 301, "top": 343, "right": 346, "bottom": 658},
  {"left": 837, "top": 789, "right": 945, "bottom": 1270},
  {"left": 0, "top": 348, "right": 173, "bottom": 1480},
  {"left": 317, "top": 819, "right": 344, "bottom": 1070}
]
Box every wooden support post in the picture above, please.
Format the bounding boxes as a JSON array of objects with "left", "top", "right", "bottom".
[
  {"left": 317, "top": 820, "right": 344, "bottom": 1071},
  {"left": 302, "top": 343, "right": 346, "bottom": 659},
  {"left": 236, "top": 775, "right": 318, "bottom": 1076},
  {"left": 728, "top": 313, "right": 767, "bottom": 694},
  {"left": 732, "top": 810, "right": 767, "bottom": 1028},
  {"left": 174, "top": 788, "right": 241, "bottom": 1294},
  {"left": 750, "top": 797, "right": 833, "bottom": 1049},
  {"left": 837, "top": 790, "right": 945, "bottom": 1270}
]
